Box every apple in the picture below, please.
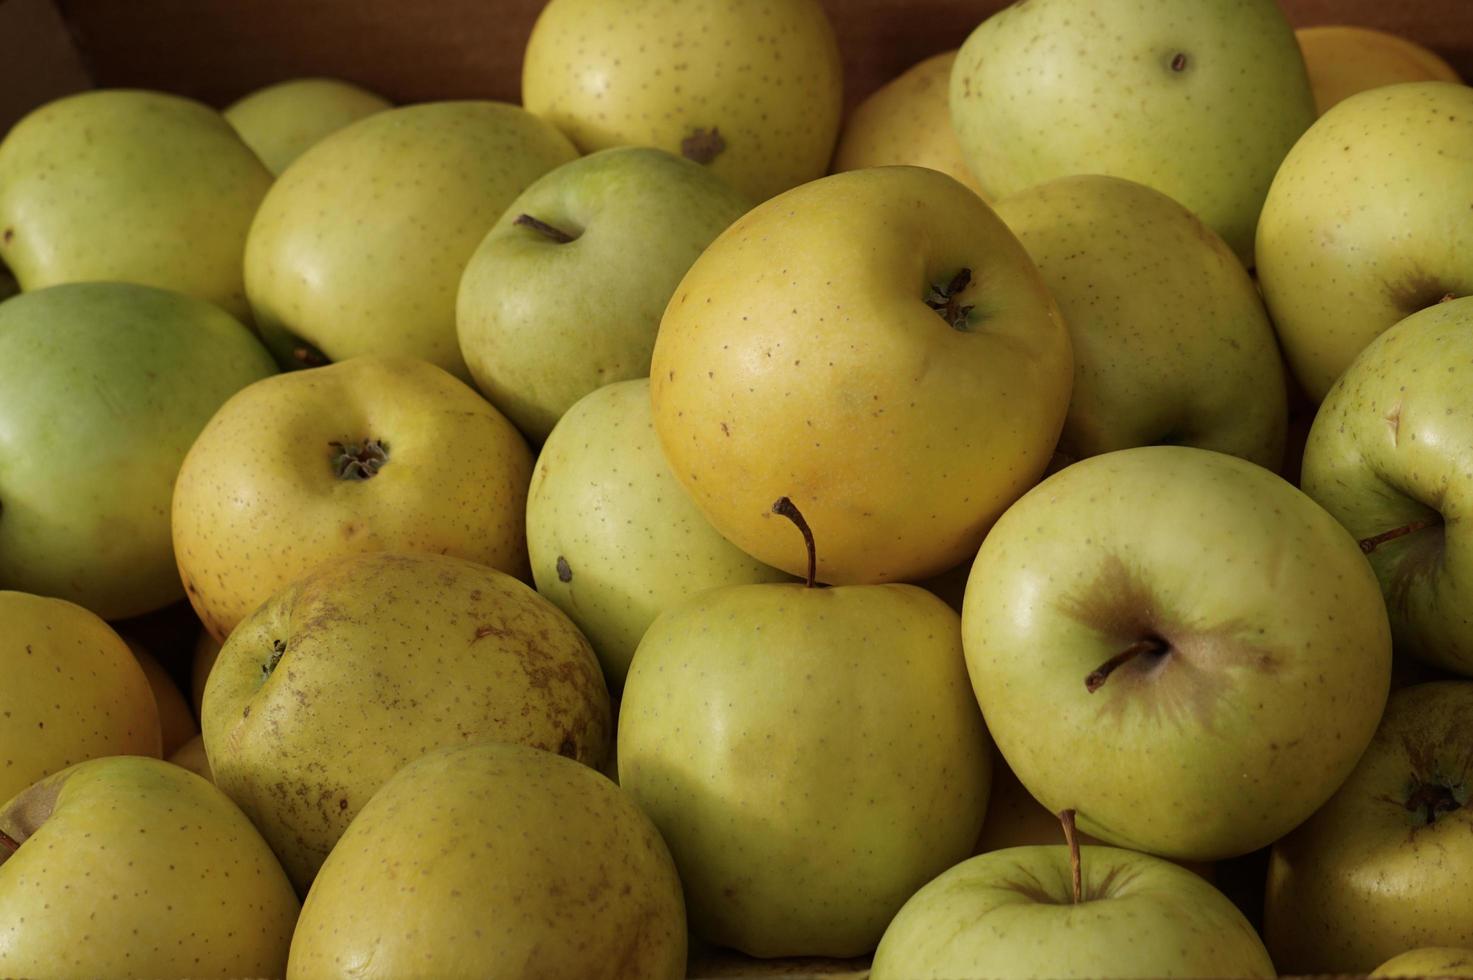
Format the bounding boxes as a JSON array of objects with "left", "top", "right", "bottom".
[
  {"left": 0, "top": 89, "right": 271, "bottom": 321},
  {"left": 991, "top": 174, "right": 1287, "bottom": 467},
  {"left": 223, "top": 76, "right": 391, "bottom": 175},
  {"left": 0, "top": 282, "right": 277, "bottom": 619},
  {"left": 1264, "top": 681, "right": 1473, "bottom": 975},
  {"left": 191, "top": 628, "right": 222, "bottom": 718},
  {"left": 0, "top": 756, "right": 298, "bottom": 978},
  {"left": 522, "top": 0, "right": 842, "bottom": 203},
  {"left": 1299, "top": 297, "right": 1473, "bottom": 675},
  {"left": 244, "top": 101, "right": 578, "bottom": 379},
  {"left": 172, "top": 354, "right": 534, "bottom": 642},
  {"left": 168, "top": 734, "right": 213, "bottom": 784},
  {"left": 457, "top": 146, "right": 751, "bottom": 442},
  {"left": 963, "top": 445, "right": 1392, "bottom": 861},
  {"left": 1371, "top": 947, "right": 1473, "bottom": 978},
  {"left": 123, "top": 637, "right": 198, "bottom": 757},
  {"left": 831, "top": 51, "right": 983, "bottom": 198},
  {"left": 1257, "top": 81, "right": 1473, "bottom": 402},
  {"left": 950, "top": 0, "right": 1314, "bottom": 264},
  {"left": 650, "top": 165, "right": 1072, "bottom": 585},
  {"left": 288, "top": 741, "right": 686, "bottom": 979},
  {"left": 201, "top": 550, "right": 611, "bottom": 892},
  {"left": 1297, "top": 25, "right": 1461, "bottom": 115}
]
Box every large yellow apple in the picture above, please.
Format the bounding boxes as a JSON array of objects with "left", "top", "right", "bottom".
[
  {"left": 650, "top": 166, "right": 1071, "bottom": 584},
  {"left": 1297, "top": 26, "right": 1461, "bottom": 116}
]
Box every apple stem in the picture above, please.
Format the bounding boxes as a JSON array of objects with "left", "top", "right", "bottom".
[
  {"left": 291, "top": 343, "right": 328, "bottom": 367},
  {"left": 771, "top": 496, "right": 818, "bottom": 589},
  {"left": 0, "top": 828, "right": 19, "bottom": 856},
  {"left": 1405, "top": 782, "right": 1461, "bottom": 824},
  {"left": 514, "top": 213, "right": 576, "bottom": 244},
  {"left": 1085, "top": 637, "right": 1168, "bottom": 692},
  {"left": 925, "top": 268, "right": 975, "bottom": 331},
  {"left": 1059, "top": 809, "right": 1082, "bottom": 904},
  {"left": 1359, "top": 517, "right": 1440, "bottom": 555}
]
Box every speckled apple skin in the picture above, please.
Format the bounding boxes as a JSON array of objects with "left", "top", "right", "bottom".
[
  {"left": 0, "top": 756, "right": 299, "bottom": 979},
  {"left": 287, "top": 741, "right": 684, "bottom": 980},
  {"left": 201, "top": 551, "right": 611, "bottom": 894},
  {"left": 224, "top": 78, "right": 391, "bottom": 176}
]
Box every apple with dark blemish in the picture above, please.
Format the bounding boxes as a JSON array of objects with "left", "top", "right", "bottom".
[{"left": 963, "top": 445, "right": 1392, "bottom": 861}]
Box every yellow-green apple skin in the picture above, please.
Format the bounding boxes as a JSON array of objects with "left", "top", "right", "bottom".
[
  {"left": 172, "top": 354, "right": 533, "bottom": 642},
  {"left": 243, "top": 101, "right": 578, "bottom": 379},
  {"left": 0, "top": 592, "right": 160, "bottom": 805},
  {"left": 1371, "top": 947, "right": 1473, "bottom": 978},
  {"left": 1297, "top": 26, "right": 1461, "bottom": 116},
  {"left": 168, "top": 734, "right": 214, "bottom": 784},
  {"left": 457, "top": 147, "right": 751, "bottom": 442},
  {"left": 191, "top": 629, "right": 222, "bottom": 718},
  {"left": 287, "top": 741, "right": 685, "bottom": 980},
  {"left": 963, "top": 445, "right": 1392, "bottom": 861},
  {"left": 1264, "top": 682, "right": 1473, "bottom": 974},
  {"left": 868, "top": 845, "right": 1274, "bottom": 979},
  {"left": 0, "top": 90, "right": 270, "bottom": 321},
  {"left": 0, "top": 283, "right": 277, "bottom": 620},
  {"left": 0, "top": 756, "right": 298, "bottom": 979},
  {"left": 650, "top": 166, "right": 1072, "bottom": 585},
  {"left": 521, "top": 0, "right": 842, "bottom": 203},
  {"left": 992, "top": 174, "right": 1287, "bottom": 467},
  {"left": 950, "top": 0, "right": 1313, "bottom": 265},
  {"left": 526, "top": 379, "right": 787, "bottom": 688},
  {"left": 124, "top": 638, "right": 198, "bottom": 757},
  {"left": 224, "top": 77, "right": 391, "bottom": 175},
  {"left": 1257, "top": 82, "right": 1473, "bottom": 402},
  {"left": 618, "top": 580, "right": 991, "bottom": 957},
  {"left": 832, "top": 51, "right": 984, "bottom": 198},
  {"left": 201, "top": 550, "right": 611, "bottom": 893},
  {"left": 1300, "top": 299, "right": 1473, "bottom": 675}
]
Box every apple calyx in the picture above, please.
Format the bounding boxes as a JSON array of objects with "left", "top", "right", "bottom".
[
  {"left": 1085, "top": 636, "right": 1169, "bottom": 692},
  {"left": 681, "top": 126, "right": 726, "bottom": 164},
  {"left": 330, "top": 438, "right": 390, "bottom": 480},
  {"left": 771, "top": 496, "right": 820, "bottom": 589},
  {"left": 1359, "top": 516, "right": 1442, "bottom": 555},
  {"left": 513, "top": 213, "right": 578, "bottom": 244},
  {"left": 261, "top": 638, "right": 287, "bottom": 681},
  {"left": 1059, "top": 808, "right": 1083, "bottom": 905},
  {"left": 1405, "top": 781, "right": 1463, "bottom": 825},
  {"left": 925, "top": 268, "right": 975, "bottom": 331}
]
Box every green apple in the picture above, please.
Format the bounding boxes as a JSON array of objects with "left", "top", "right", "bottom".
[
  {"left": 1264, "top": 681, "right": 1473, "bottom": 975},
  {"left": 870, "top": 839, "right": 1274, "bottom": 978},
  {"left": 618, "top": 503, "right": 991, "bottom": 957},
  {"left": 651, "top": 165, "right": 1072, "bottom": 585},
  {"left": 224, "top": 77, "right": 390, "bottom": 175},
  {"left": 522, "top": 0, "right": 842, "bottom": 203},
  {"left": 1371, "top": 947, "right": 1473, "bottom": 978},
  {"left": 951, "top": 0, "right": 1314, "bottom": 264},
  {"left": 458, "top": 147, "right": 750, "bottom": 442},
  {"left": 1257, "top": 82, "right": 1473, "bottom": 401},
  {"left": 992, "top": 174, "right": 1287, "bottom": 467},
  {"left": 202, "top": 550, "right": 611, "bottom": 893},
  {"left": 1300, "top": 296, "right": 1473, "bottom": 674},
  {"left": 244, "top": 101, "right": 578, "bottom": 379},
  {"left": 0, "top": 89, "right": 271, "bottom": 321},
  {"left": 526, "top": 378, "right": 787, "bottom": 688},
  {"left": 288, "top": 741, "right": 685, "bottom": 979},
  {"left": 0, "top": 756, "right": 298, "bottom": 978},
  {"left": 963, "top": 445, "right": 1392, "bottom": 861},
  {"left": 0, "top": 283, "right": 277, "bottom": 619},
  {"left": 172, "top": 354, "right": 533, "bottom": 642}
]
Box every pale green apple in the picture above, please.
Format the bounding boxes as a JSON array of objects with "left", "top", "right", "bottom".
[
  {"left": 651, "top": 165, "right": 1072, "bottom": 585},
  {"left": 992, "top": 174, "right": 1287, "bottom": 467},
  {"left": 0, "top": 89, "right": 271, "bottom": 321},
  {"left": 0, "top": 755, "right": 299, "bottom": 979},
  {"left": 224, "top": 77, "right": 390, "bottom": 175},
  {"left": 1300, "top": 297, "right": 1473, "bottom": 675},
  {"left": 963, "top": 445, "right": 1392, "bottom": 861},
  {"left": 458, "top": 147, "right": 750, "bottom": 442},
  {"left": 869, "top": 844, "right": 1274, "bottom": 978},
  {"left": 1257, "top": 82, "right": 1473, "bottom": 401},
  {"left": 522, "top": 0, "right": 841, "bottom": 203},
  {"left": 1371, "top": 947, "right": 1473, "bottom": 978},
  {"left": 951, "top": 0, "right": 1314, "bottom": 264},
  {"left": 244, "top": 101, "right": 578, "bottom": 379},
  {"left": 526, "top": 379, "right": 787, "bottom": 688},
  {"left": 202, "top": 550, "right": 611, "bottom": 893},
  {"left": 0, "top": 283, "right": 277, "bottom": 619},
  {"left": 287, "top": 741, "right": 685, "bottom": 979},
  {"left": 618, "top": 554, "right": 991, "bottom": 957}
]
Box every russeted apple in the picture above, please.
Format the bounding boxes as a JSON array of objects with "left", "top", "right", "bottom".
[
  {"left": 223, "top": 77, "right": 391, "bottom": 175},
  {"left": 963, "top": 445, "right": 1392, "bottom": 861},
  {"left": 651, "top": 165, "right": 1072, "bottom": 585}
]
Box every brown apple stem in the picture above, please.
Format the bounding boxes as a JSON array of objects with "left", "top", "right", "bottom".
[
  {"left": 0, "top": 828, "right": 19, "bottom": 856},
  {"left": 1085, "top": 637, "right": 1168, "bottom": 692},
  {"left": 925, "top": 268, "right": 975, "bottom": 331},
  {"left": 1359, "top": 517, "right": 1440, "bottom": 555},
  {"left": 1059, "top": 809, "right": 1082, "bottom": 905},
  {"left": 1405, "top": 782, "right": 1461, "bottom": 824},
  {"left": 514, "top": 213, "right": 576, "bottom": 244},
  {"left": 291, "top": 344, "right": 328, "bottom": 367},
  {"left": 771, "top": 496, "right": 818, "bottom": 589},
  {"left": 329, "top": 439, "right": 390, "bottom": 480}
]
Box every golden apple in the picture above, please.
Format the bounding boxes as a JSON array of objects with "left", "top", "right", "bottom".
[
  {"left": 224, "top": 77, "right": 391, "bottom": 175},
  {"left": 1297, "top": 25, "right": 1461, "bottom": 115},
  {"left": 123, "top": 638, "right": 198, "bottom": 758}
]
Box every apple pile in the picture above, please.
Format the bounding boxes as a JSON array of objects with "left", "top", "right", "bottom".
[{"left": 0, "top": 0, "right": 1471, "bottom": 976}]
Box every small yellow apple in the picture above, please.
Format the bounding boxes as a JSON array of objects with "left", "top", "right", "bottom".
[
  {"left": 1371, "top": 947, "right": 1473, "bottom": 978},
  {"left": 123, "top": 638, "right": 198, "bottom": 757},
  {"left": 1297, "top": 26, "right": 1461, "bottom": 115}
]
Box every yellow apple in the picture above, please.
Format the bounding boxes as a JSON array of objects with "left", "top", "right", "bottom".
[
  {"left": 1297, "top": 26, "right": 1461, "bottom": 115},
  {"left": 168, "top": 734, "right": 213, "bottom": 784},
  {"left": 224, "top": 77, "right": 391, "bottom": 175},
  {"left": 1371, "top": 947, "right": 1473, "bottom": 978},
  {"left": 123, "top": 638, "right": 198, "bottom": 757},
  {"left": 190, "top": 628, "right": 222, "bottom": 718}
]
